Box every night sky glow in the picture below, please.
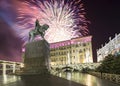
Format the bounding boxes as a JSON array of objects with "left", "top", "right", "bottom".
[{"left": 0, "top": 0, "right": 89, "bottom": 61}]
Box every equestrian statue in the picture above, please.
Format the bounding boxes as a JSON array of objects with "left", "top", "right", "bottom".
[{"left": 29, "top": 19, "right": 49, "bottom": 42}]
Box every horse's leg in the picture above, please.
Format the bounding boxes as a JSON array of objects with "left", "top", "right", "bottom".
[
  {"left": 40, "top": 32, "right": 44, "bottom": 39},
  {"left": 42, "top": 32, "right": 45, "bottom": 39},
  {"left": 29, "top": 33, "right": 34, "bottom": 42},
  {"left": 32, "top": 36, "right": 34, "bottom": 41},
  {"left": 29, "top": 33, "right": 31, "bottom": 42},
  {"left": 31, "top": 34, "right": 34, "bottom": 41}
]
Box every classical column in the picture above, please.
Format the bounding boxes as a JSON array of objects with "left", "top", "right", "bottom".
[
  {"left": 12, "top": 63, "right": 16, "bottom": 74},
  {"left": 67, "top": 52, "right": 70, "bottom": 65},
  {"left": 2, "top": 63, "right": 6, "bottom": 75},
  {"left": 77, "top": 50, "right": 79, "bottom": 64}
]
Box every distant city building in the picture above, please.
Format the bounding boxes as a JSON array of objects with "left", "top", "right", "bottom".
[
  {"left": 50, "top": 36, "right": 93, "bottom": 66},
  {"left": 97, "top": 33, "right": 120, "bottom": 62},
  {"left": 0, "top": 60, "right": 23, "bottom": 75}
]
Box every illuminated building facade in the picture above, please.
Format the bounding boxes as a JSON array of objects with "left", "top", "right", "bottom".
[
  {"left": 0, "top": 60, "right": 22, "bottom": 75},
  {"left": 50, "top": 36, "right": 93, "bottom": 66},
  {"left": 97, "top": 33, "right": 120, "bottom": 62}
]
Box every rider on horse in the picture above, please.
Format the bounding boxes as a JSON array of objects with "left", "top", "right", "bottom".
[{"left": 29, "top": 19, "right": 49, "bottom": 42}]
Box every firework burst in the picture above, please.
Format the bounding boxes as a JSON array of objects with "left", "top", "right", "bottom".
[{"left": 16, "top": 0, "right": 89, "bottom": 43}]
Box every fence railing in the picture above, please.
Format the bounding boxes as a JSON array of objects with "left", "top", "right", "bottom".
[{"left": 89, "top": 72, "right": 120, "bottom": 84}]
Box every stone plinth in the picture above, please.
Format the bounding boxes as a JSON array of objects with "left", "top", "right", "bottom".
[{"left": 23, "top": 40, "right": 50, "bottom": 75}]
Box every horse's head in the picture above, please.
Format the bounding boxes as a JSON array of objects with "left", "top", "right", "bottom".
[{"left": 42, "top": 24, "right": 49, "bottom": 30}]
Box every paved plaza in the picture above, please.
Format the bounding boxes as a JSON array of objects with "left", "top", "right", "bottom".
[{"left": 0, "top": 75, "right": 85, "bottom": 86}]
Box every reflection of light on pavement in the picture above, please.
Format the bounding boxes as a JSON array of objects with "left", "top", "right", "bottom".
[
  {"left": 66, "top": 72, "right": 71, "bottom": 80},
  {"left": 86, "top": 75, "right": 92, "bottom": 86},
  {"left": 85, "top": 74, "right": 99, "bottom": 86},
  {"left": 3, "top": 75, "right": 7, "bottom": 84},
  {"left": 58, "top": 72, "right": 120, "bottom": 86},
  {"left": 3, "top": 75, "right": 21, "bottom": 84}
]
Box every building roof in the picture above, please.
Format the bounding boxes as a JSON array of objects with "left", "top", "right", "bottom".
[{"left": 50, "top": 35, "right": 92, "bottom": 49}]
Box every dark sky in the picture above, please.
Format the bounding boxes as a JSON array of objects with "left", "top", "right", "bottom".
[
  {"left": 82, "top": 0, "right": 120, "bottom": 61},
  {"left": 0, "top": 18, "right": 22, "bottom": 62},
  {"left": 0, "top": 0, "right": 120, "bottom": 62}
]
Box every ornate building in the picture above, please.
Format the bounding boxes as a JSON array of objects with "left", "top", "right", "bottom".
[
  {"left": 50, "top": 36, "right": 93, "bottom": 66},
  {"left": 97, "top": 33, "right": 120, "bottom": 62}
]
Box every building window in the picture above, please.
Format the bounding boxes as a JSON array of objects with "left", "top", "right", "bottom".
[
  {"left": 83, "top": 43, "right": 86, "bottom": 46},
  {"left": 73, "top": 50, "right": 75, "bottom": 53},
  {"left": 74, "top": 56, "right": 75, "bottom": 59},
  {"left": 79, "top": 50, "right": 82, "bottom": 53},
  {"left": 84, "top": 49, "right": 86, "bottom": 52},
  {"left": 76, "top": 44, "right": 79, "bottom": 47}
]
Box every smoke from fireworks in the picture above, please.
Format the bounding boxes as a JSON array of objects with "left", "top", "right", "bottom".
[
  {"left": 16, "top": 0, "right": 89, "bottom": 43},
  {"left": 0, "top": 0, "right": 89, "bottom": 61}
]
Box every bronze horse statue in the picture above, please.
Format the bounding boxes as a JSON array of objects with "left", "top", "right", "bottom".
[{"left": 29, "top": 19, "right": 49, "bottom": 41}]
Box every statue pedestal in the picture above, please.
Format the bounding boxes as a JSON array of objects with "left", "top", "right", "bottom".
[{"left": 22, "top": 40, "right": 50, "bottom": 75}]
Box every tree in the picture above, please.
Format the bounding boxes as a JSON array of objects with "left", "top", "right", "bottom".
[{"left": 96, "top": 54, "right": 120, "bottom": 74}]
